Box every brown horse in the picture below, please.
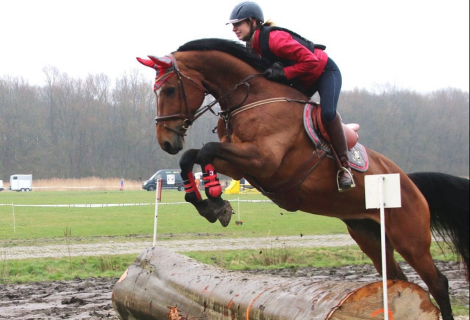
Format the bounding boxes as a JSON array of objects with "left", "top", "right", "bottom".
[{"left": 138, "top": 38, "right": 469, "bottom": 320}]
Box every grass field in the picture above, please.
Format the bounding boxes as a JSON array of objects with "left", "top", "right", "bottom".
[
  {"left": 1, "top": 189, "right": 467, "bottom": 315},
  {"left": 0, "top": 188, "right": 351, "bottom": 283},
  {"left": 0, "top": 189, "right": 348, "bottom": 243},
  {"left": 0, "top": 243, "right": 456, "bottom": 283}
]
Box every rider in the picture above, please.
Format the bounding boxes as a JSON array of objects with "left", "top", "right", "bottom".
[{"left": 228, "top": 1, "right": 354, "bottom": 192}]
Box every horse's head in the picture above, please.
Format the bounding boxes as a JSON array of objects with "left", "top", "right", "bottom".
[
  {"left": 138, "top": 39, "right": 283, "bottom": 154},
  {"left": 137, "top": 54, "right": 206, "bottom": 154}
]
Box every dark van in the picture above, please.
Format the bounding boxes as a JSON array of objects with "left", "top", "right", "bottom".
[{"left": 142, "top": 169, "right": 184, "bottom": 191}]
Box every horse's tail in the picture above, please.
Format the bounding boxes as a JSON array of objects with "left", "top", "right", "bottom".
[{"left": 408, "top": 172, "right": 469, "bottom": 278}]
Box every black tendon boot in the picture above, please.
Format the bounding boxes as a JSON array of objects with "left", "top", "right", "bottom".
[{"left": 324, "top": 113, "right": 355, "bottom": 192}]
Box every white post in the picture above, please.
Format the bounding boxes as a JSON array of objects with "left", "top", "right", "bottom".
[
  {"left": 238, "top": 197, "right": 240, "bottom": 222},
  {"left": 365, "top": 174, "right": 401, "bottom": 320},
  {"left": 12, "top": 203, "right": 16, "bottom": 233},
  {"left": 378, "top": 177, "right": 389, "bottom": 320},
  {"left": 153, "top": 178, "right": 162, "bottom": 247}
]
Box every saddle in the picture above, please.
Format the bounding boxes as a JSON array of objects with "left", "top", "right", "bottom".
[{"left": 303, "top": 103, "right": 369, "bottom": 172}]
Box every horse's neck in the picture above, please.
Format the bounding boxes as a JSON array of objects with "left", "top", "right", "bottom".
[
  {"left": 180, "top": 52, "right": 306, "bottom": 109},
  {"left": 194, "top": 54, "right": 259, "bottom": 100}
]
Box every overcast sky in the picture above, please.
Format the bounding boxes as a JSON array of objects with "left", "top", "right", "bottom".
[{"left": 1, "top": 0, "right": 468, "bottom": 93}]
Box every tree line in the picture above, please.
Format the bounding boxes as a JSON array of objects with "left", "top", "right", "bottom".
[{"left": 0, "top": 69, "right": 468, "bottom": 182}]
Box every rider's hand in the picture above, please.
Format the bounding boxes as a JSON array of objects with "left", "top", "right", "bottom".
[{"left": 264, "top": 63, "right": 286, "bottom": 82}]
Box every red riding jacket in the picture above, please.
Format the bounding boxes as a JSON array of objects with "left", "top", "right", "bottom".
[{"left": 251, "top": 28, "right": 328, "bottom": 91}]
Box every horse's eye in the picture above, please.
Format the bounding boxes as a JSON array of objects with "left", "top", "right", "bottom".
[{"left": 163, "top": 87, "right": 176, "bottom": 96}]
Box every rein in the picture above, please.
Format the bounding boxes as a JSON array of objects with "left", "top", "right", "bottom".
[
  {"left": 220, "top": 96, "right": 313, "bottom": 142},
  {"left": 155, "top": 55, "right": 266, "bottom": 137},
  {"left": 156, "top": 54, "right": 314, "bottom": 140}
]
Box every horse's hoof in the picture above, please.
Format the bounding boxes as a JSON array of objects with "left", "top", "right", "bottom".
[
  {"left": 215, "top": 200, "right": 234, "bottom": 227},
  {"left": 194, "top": 201, "right": 218, "bottom": 223}
]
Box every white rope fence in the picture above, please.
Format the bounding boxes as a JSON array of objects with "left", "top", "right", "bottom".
[
  {"left": 31, "top": 186, "right": 143, "bottom": 190},
  {"left": 0, "top": 199, "right": 272, "bottom": 208},
  {"left": 1, "top": 199, "right": 274, "bottom": 235}
]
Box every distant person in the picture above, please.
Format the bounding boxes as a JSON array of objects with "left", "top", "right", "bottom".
[
  {"left": 228, "top": 1, "right": 354, "bottom": 191},
  {"left": 194, "top": 172, "right": 203, "bottom": 190},
  {"left": 120, "top": 178, "right": 124, "bottom": 191},
  {"left": 240, "top": 177, "right": 246, "bottom": 191}
]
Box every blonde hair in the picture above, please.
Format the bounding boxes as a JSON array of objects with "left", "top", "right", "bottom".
[
  {"left": 262, "top": 20, "right": 275, "bottom": 27},
  {"left": 253, "top": 19, "right": 274, "bottom": 31}
]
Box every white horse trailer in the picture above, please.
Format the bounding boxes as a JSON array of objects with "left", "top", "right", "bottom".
[{"left": 10, "top": 174, "right": 33, "bottom": 192}]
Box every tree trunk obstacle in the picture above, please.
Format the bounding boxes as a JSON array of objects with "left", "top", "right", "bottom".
[{"left": 112, "top": 246, "right": 439, "bottom": 320}]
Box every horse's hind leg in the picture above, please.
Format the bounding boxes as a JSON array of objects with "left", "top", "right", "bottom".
[
  {"left": 347, "top": 214, "right": 453, "bottom": 319},
  {"left": 385, "top": 204, "right": 454, "bottom": 320},
  {"left": 179, "top": 149, "right": 233, "bottom": 227},
  {"left": 389, "top": 230, "right": 453, "bottom": 319},
  {"left": 343, "top": 219, "right": 407, "bottom": 280}
]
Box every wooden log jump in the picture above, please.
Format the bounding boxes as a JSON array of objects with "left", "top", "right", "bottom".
[{"left": 112, "top": 246, "right": 439, "bottom": 320}]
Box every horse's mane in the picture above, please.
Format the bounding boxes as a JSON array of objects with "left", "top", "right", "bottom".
[{"left": 176, "top": 38, "right": 271, "bottom": 72}]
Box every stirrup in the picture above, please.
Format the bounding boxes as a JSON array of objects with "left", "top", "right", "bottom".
[{"left": 336, "top": 167, "right": 356, "bottom": 192}]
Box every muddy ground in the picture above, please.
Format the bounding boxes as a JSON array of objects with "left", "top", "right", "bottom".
[{"left": 0, "top": 260, "right": 468, "bottom": 320}]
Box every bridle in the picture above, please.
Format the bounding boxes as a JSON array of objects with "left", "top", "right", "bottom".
[
  {"left": 154, "top": 54, "right": 209, "bottom": 136},
  {"left": 155, "top": 54, "right": 264, "bottom": 137}
]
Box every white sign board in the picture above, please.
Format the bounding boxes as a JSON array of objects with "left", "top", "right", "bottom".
[
  {"left": 365, "top": 174, "right": 402, "bottom": 209},
  {"left": 167, "top": 174, "right": 175, "bottom": 185}
]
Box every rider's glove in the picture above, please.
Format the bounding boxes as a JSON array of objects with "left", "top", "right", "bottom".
[{"left": 264, "top": 63, "right": 286, "bottom": 82}]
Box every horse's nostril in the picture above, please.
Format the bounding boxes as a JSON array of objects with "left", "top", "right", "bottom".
[
  {"left": 163, "top": 141, "right": 173, "bottom": 152},
  {"left": 160, "top": 137, "right": 182, "bottom": 155}
]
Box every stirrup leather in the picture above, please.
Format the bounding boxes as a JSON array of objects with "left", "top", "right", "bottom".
[{"left": 336, "top": 167, "right": 356, "bottom": 192}]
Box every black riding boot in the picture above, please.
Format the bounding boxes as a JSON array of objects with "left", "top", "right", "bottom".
[{"left": 325, "top": 113, "right": 355, "bottom": 192}]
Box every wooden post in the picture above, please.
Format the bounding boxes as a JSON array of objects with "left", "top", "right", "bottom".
[{"left": 112, "top": 246, "right": 439, "bottom": 320}]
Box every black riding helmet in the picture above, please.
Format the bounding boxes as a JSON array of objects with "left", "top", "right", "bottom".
[{"left": 227, "top": 1, "right": 264, "bottom": 24}]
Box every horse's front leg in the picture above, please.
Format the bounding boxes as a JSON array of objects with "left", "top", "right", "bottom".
[
  {"left": 179, "top": 149, "right": 203, "bottom": 203},
  {"left": 196, "top": 141, "right": 275, "bottom": 226},
  {"left": 179, "top": 149, "right": 233, "bottom": 227}
]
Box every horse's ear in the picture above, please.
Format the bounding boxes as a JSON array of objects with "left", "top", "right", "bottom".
[
  {"left": 148, "top": 55, "right": 173, "bottom": 69},
  {"left": 137, "top": 55, "right": 176, "bottom": 89},
  {"left": 136, "top": 56, "right": 173, "bottom": 72},
  {"left": 136, "top": 57, "right": 157, "bottom": 69}
]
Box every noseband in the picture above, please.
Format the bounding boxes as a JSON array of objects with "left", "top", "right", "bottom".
[{"left": 155, "top": 54, "right": 263, "bottom": 137}]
